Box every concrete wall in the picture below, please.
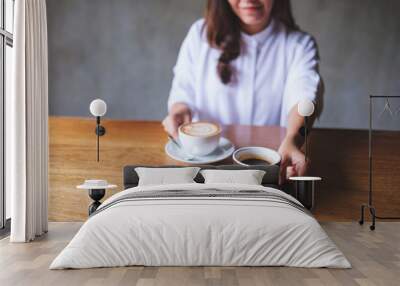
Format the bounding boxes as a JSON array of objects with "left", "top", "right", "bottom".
[{"left": 47, "top": 0, "right": 400, "bottom": 130}]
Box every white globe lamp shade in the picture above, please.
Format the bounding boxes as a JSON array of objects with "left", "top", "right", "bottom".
[
  {"left": 90, "top": 99, "right": 107, "bottom": 117},
  {"left": 298, "top": 99, "right": 315, "bottom": 117}
]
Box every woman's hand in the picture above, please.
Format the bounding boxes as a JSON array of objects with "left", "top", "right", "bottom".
[
  {"left": 162, "top": 103, "right": 192, "bottom": 139},
  {"left": 278, "top": 136, "right": 309, "bottom": 185}
]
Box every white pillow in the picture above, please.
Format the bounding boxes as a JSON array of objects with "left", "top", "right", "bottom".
[
  {"left": 135, "top": 167, "right": 200, "bottom": 186},
  {"left": 200, "top": 169, "right": 266, "bottom": 185}
]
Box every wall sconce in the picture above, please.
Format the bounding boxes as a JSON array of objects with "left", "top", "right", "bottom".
[
  {"left": 89, "top": 99, "right": 107, "bottom": 162},
  {"left": 298, "top": 99, "right": 315, "bottom": 162}
]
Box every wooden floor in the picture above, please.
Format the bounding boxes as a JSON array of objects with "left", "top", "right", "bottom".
[{"left": 1, "top": 222, "right": 399, "bottom": 286}]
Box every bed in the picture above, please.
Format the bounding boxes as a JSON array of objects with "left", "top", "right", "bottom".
[{"left": 50, "top": 165, "right": 350, "bottom": 269}]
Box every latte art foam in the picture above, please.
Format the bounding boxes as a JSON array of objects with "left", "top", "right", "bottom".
[{"left": 180, "top": 122, "right": 220, "bottom": 137}]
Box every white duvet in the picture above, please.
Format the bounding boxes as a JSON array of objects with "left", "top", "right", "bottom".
[{"left": 50, "top": 183, "right": 351, "bottom": 269}]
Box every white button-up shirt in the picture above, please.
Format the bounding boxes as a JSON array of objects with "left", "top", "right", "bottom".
[{"left": 168, "top": 18, "right": 321, "bottom": 126}]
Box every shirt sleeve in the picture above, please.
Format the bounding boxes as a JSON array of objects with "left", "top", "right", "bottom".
[
  {"left": 281, "top": 33, "right": 322, "bottom": 126},
  {"left": 167, "top": 20, "right": 203, "bottom": 114}
]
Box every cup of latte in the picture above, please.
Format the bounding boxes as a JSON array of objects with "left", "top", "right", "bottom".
[{"left": 178, "top": 121, "right": 221, "bottom": 156}]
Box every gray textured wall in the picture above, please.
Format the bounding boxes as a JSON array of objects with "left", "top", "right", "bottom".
[{"left": 47, "top": 0, "right": 400, "bottom": 130}]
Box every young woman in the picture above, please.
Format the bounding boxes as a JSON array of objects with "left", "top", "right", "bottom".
[{"left": 163, "top": 0, "right": 322, "bottom": 182}]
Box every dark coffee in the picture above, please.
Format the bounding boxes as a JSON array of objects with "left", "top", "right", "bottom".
[{"left": 241, "top": 158, "right": 271, "bottom": 166}]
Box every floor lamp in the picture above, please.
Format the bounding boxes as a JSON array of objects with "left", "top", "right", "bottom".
[{"left": 359, "top": 95, "right": 400, "bottom": 231}]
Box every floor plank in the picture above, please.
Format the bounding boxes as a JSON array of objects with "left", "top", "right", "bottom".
[{"left": 1, "top": 222, "right": 399, "bottom": 286}]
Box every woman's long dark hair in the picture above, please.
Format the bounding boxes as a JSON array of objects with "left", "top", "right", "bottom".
[{"left": 205, "top": 0, "right": 298, "bottom": 84}]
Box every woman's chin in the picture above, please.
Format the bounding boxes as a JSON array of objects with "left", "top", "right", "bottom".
[{"left": 241, "top": 17, "right": 269, "bottom": 32}]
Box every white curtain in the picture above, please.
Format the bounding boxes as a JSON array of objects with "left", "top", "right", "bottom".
[{"left": 9, "top": 0, "right": 49, "bottom": 242}]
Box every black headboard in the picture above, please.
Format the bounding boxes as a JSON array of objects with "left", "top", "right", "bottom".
[{"left": 123, "top": 165, "right": 280, "bottom": 189}]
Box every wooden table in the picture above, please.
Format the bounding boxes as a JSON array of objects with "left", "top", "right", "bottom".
[{"left": 49, "top": 117, "right": 400, "bottom": 222}]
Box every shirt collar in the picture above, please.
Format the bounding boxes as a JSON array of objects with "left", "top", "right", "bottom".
[{"left": 241, "top": 18, "right": 276, "bottom": 47}]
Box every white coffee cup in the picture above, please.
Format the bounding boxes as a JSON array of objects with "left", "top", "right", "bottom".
[
  {"left": 233, "top": 147, "right": 281, "bottom": 166},
  {"left": 178, "top": 122, "right": 221, "bottom": 156}
]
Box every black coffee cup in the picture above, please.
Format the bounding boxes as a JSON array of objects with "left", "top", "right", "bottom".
[{"left": 232, "top": 147, "right": 281, "bottom": 166}]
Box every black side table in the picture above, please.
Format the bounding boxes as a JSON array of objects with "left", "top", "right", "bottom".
[
  {"left": 88, "top": 189, "right": 106, "bottom": 215},
  {"left": 77, "top": 180, "right": 117, "bottom": 216},
  {"left": 289, "top": 177, "right": 322, "bottom": 211}
]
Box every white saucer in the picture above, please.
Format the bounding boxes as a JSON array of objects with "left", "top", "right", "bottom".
[{"left": 165, "top": 137, "right": 235, "bottom": 164}]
